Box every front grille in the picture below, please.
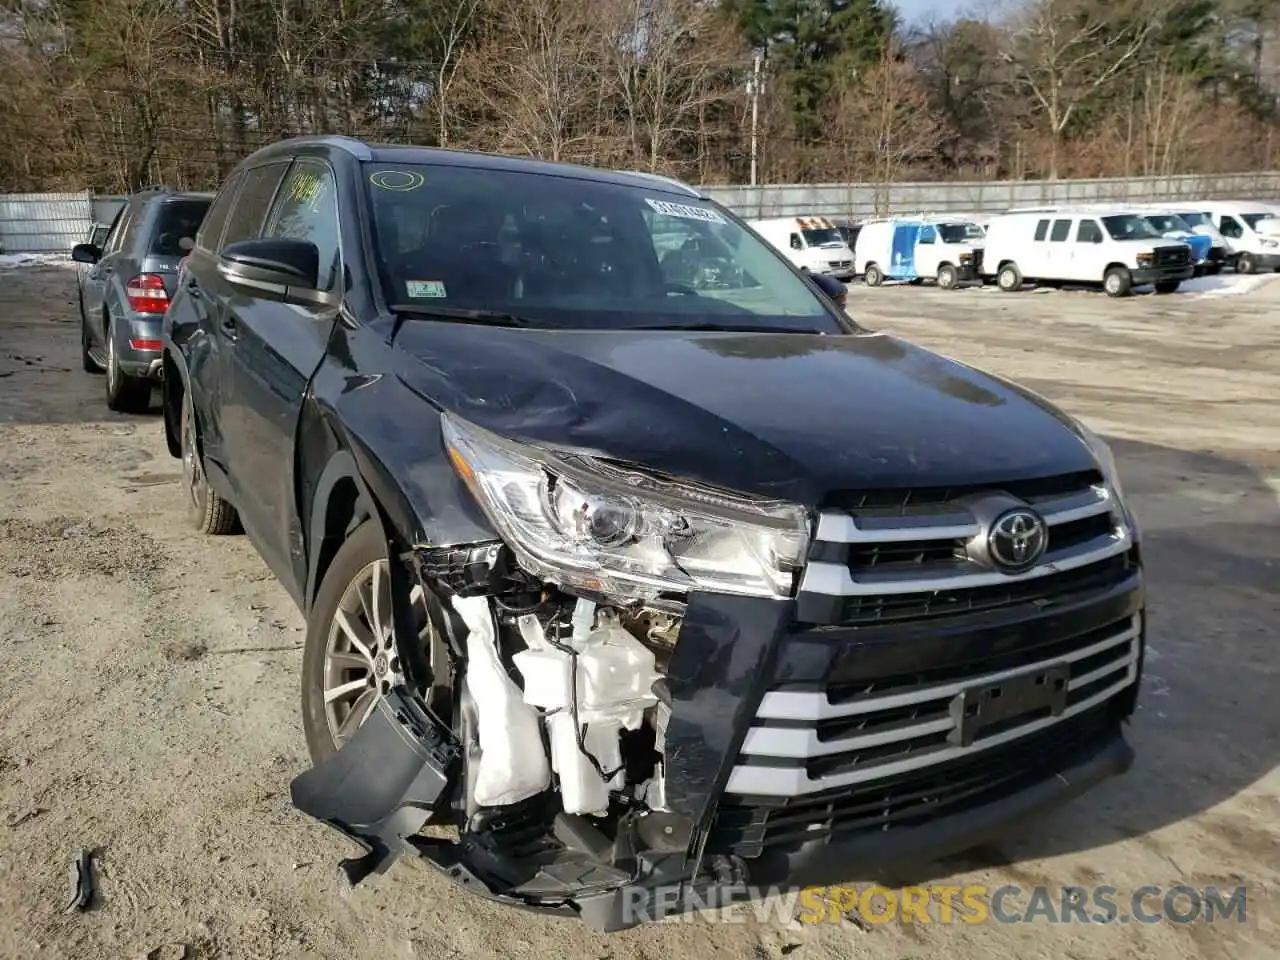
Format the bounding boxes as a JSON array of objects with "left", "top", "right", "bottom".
[
  {"left": 1156, "top": 245, "right": 1190, "bottom": 266},
  {"left": 725, "top": 613, "right": 1139, "bottom": 798},
  {"left": 709, "top": 699, "right": 1121, "bottom": 857},
  {"left": 797, "top": 472, "right": 1134, "bottom": 626},
  {"left": 828, "top": 259, "right": 852, "bottom": 269}
]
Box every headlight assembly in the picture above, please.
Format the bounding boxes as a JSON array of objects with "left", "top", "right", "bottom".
[
  {"left": 1075, "top": 421, "right": 1129, "bottom": 513},
  {"left": 441, "top": 413, "right": 811, "bottom": 601}
]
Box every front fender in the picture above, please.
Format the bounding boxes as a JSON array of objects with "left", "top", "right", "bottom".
[{"left": 304, "top": 364, "right": 498, "bottom": 552}]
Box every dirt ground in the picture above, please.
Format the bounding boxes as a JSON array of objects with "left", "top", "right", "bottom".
[{"left": 0, "top": 263, "right": 1276, "bottom": 960}]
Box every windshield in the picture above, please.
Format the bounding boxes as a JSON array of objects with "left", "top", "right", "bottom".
[
  {"left": 1145, "top": 214, "right": 1189, "bottom": 234},
  {"left": 1177, "top": 211, "right": 1210, "bottom": 228},
  {"left": 149, "top": 199, "right": 210, "bottom": 256},
  {"left": 938, "top": 223, "right": 985, "bottom": 243},
  {"left": 801, "top": 227, "right": 845, "bottom": 247},
  {"left": 363, "top": 163, "right": 841, "bottom": 331},
  {"left": 1102, "top": 215, "right": 1162, "bottom": 241},
  {"left": 1242, "top": 213, "right": 1276, "bottom": 230}
]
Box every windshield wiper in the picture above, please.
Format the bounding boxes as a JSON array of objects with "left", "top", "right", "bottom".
[{"left": 389, "top": 303, "right": 542, "bottom": 329}]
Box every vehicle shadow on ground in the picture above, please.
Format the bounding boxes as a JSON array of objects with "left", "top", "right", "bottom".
[{"left": 880, "top": 435, "right": 1280, "bottom": 883}]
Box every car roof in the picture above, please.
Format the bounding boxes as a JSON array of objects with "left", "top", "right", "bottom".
[{"left": 238, "top": 135, "right": 709, "bottom": 200}]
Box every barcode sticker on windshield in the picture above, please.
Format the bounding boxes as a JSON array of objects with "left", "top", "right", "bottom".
[
  {"left": 406, "top": 280, "right": 447, "bottom": 298},
  {"left": 645, "top": 198, "right": 726, "bottom": 224}
]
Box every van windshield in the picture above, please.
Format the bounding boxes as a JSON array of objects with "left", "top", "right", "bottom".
[
  {"left": 1102, "top": 215, "right": 1162, "bottom": 241},
  {"left": 938, "top": 223, "right": 985, "bottom": 243},
  {"left": 1144, "top": 214, "right": 1189, "bottom": 234},
  {"left": 364, "top": 163, "right": 842, "bottom": 332},
  {"left": 801, "top": 227, "right": 846, "bottom": 247},
  {"left": 1178, "top": 212, "right": 1210, "bottom": 228},
  {"left": 1242, "top": 213, "right": 1276, "bottom": 230}
]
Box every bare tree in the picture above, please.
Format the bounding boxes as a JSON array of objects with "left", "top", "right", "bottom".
[
  {"left": 421, "top": 0, "right": 482, "bottom": 147},
  {"left": 600, "top": 0, "right": 743, "bottom": 174},
  {"left": 1001, "top": 0, "right": 1157, "bottom": 179},
  {"left": 830, "top": 39, "right": 949, "bottom": 213},
  {"left": 461, "top": 0, "right": 607, "bottom": 163}
]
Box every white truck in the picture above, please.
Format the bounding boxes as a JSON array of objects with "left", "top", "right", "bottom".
[
  {"left": 745, "top": 216, "right": 855, "bottom": 280},
  {"left": 982, "top": 208, "right": 1195, "bottom": 297},
  {"left": 853, "top": 217, "right": 986, "bottom": 289}
]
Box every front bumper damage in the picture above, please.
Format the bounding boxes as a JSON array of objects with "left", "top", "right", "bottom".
[{"left": 290, "top": 545, "right": 1144, "bottom": 932}]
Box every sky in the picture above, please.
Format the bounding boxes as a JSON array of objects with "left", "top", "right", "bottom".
[{"left": 893, "top": 0, "right": 951, "bottom": 23}]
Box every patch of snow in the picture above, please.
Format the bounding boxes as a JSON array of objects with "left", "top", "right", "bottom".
[
  {"left": 0, "top": 252, "right": 75, "bottom": 270},
  {"left": 1179, "top": 272, "right": 1280, "bottom": 298}
]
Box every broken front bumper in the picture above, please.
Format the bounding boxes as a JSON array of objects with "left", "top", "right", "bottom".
[{"left": 290, "top": 570, "right": 1143, "bottom": 932}]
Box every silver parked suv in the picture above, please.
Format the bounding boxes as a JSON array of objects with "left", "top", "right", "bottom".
[{"left": 73, "top": 188, "right": 211, "bottom": 412}]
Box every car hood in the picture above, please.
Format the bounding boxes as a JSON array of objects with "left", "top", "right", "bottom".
[{"left": 390, "top": 325, "right": 1098, "bottom": 505}]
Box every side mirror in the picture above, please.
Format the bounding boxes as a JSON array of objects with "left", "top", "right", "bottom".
[
  {"left": 217, "top": 238, "right": 330, "bottom": 305},
  {"left": 72, "top": 243, "right": 101, "bottom": 264},
  {"left": 810, "top": 272, "right": 847, "bottom": 307}
]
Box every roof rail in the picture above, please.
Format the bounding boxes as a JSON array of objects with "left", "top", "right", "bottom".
[{"left": 617, "top": 170, "right": 702, "bottom": 197}]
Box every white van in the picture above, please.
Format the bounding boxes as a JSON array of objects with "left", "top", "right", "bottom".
[
  {"left": 1201, "top": 202, "right": 1280, "bottom": 273},
  {"left": 982, "top": 209, "right": 1195, "bottom": 297},
  {"left": 1140, "top": 204, "right": 1228, "bottom": 274},
  {"left": 854, "top": 217, "right": 985, "bottom": 289},
  {"left": 745, "top": 216, "right": 855, "bottom": 279}
]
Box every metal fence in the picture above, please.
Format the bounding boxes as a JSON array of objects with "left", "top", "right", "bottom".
[
  {"left": 703, "top": 171, "right": 1280, "bottom": 219},
  {"left": 4, "top": 171, "right": 1280, "bottom": 253},
  {"left": 0, "top": 191, "right": 93, "bottom": 253}
]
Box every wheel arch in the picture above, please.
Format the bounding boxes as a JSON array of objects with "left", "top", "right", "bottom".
[{"left": 162, "top": 347, "right": 187, "bottom": 458}]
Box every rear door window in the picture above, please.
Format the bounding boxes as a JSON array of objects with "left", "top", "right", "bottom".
[
  {"left": 196, "top": 171, "right": 243, "bottom": 252},
  {"left": 1034, "top": 220, "right": 1050, "bottom": 241},
  {"left": 149, "top": 199, "right": 211, "bottom": 256},
  {"left": 219, "top": 162, "right": 290, "bottom": 249},
  {"left": 1049, "top": 219, "right": 1072, "bottom": 242}
]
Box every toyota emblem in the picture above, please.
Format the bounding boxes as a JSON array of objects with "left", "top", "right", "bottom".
[{"left": 988, "top": 508, "right": 1048, "bottom": 573}]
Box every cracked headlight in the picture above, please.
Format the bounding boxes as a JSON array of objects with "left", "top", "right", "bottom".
[{"left": 442, "top": 413, "right": 810, "bottom": 600}]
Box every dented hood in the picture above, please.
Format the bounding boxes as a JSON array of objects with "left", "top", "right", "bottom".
[{"left": 390, "top": 325, "right": 1097, "bottom": 504}]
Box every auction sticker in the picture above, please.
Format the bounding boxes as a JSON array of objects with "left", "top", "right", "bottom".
[
  {"left": 406, "top": 280, "right": 447, "bottom": 298},
  {"left": 645, "top": 198, "right": 726, "bottom": 224}
]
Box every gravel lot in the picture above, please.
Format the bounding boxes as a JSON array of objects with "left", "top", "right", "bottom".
[{"left": 1, "top": 263, "right": 1277, "bottom": 959}]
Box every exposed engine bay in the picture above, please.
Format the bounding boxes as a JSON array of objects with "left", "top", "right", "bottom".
[{"left": 289, "top": 541, "right": 720, "bottom": 928}]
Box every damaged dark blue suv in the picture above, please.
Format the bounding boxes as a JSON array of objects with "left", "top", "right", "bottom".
[{"left": 161, "top": 136, "right": 1145, "bottom": 931}]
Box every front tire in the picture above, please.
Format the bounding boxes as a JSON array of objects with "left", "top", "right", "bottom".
[
  {"left": 301, "top": 522, "right": 448, "bottom": 765},
  {"left": 997, "top": 263, "right": 1022, "bottom": 292},
  {"left": 1236, "top": 253, "right": 1256, "bottom": 274},
  {"left": 937, "top": 263, "right": 959, "bottom": 289},
  {"left": 863, "top": 263, "right": 883, "bottom": 287},
  {"left": 180, "top": 390, "right": 239, "bottom": 535},
  {"left": 1104, "top": 267, "right": 1133, "bottom": 298},
  {"left": 104, "top": 317, "right": 152, "bottom": 413}
]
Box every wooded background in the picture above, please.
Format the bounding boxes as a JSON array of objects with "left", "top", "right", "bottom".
[{"left": 1, "top": 0, "right": 1277, "bottom": 193}]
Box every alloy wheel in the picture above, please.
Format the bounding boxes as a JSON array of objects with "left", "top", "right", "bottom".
[{"left": 321, "top": 561, "right": 438, "bottom": 747}]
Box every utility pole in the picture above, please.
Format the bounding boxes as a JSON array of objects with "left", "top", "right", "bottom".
[{"left": 749, "top": 51, "right": 762, "bottom": 188}]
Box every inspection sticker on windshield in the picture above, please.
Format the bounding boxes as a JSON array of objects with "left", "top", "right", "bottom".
[
  {"left": 406, "top": 280, "right": 447, "bottom": 298},
  {"left": 645, "top": 198, "right": 726, "bottom": 224}
]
